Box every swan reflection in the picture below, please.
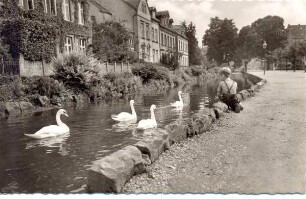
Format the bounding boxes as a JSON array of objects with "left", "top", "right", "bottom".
[
  {"left": 25, "top": 134, "right": 70, "bottom": 156},
  {"left": 112, "top": 122, "right": 137, "bottom": 132}
]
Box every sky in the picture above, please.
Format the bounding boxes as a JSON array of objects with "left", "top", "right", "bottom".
[{"left": 148, "top": 0, "right": 306, "bottom": 46}]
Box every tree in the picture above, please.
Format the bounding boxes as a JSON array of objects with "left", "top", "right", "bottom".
[
  {"left": 286, "top": 41, "right": 306, "bottom": 71},
  {"left": 203, "top": 17, "right": 238, "bottom": 64},
  {"left": 92, "top": 21, "right": 137, "bottom": 62},
  {"left": 182, "top": 21, "right": 203, "bottom": 65},
  {"left": 237, "top": 16, "right": 287, "bottom": 60}
]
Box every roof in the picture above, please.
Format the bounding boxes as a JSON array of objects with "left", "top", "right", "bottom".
[
  {"left": 122, "top": 0, "right": 141, "bottom": 10},
  {"left": 288, "top": 24, "right": 306, "bottom": 38},
  {"left": 88, "top": 0, "right": 112, "bottom": 15},
  {"left": 156, "top": 11, "right": 169, "bottom": 18}
]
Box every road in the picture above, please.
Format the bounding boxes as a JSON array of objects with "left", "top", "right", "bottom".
[{"left": 123, "top": 70, "right": 306, "bottom": 194}]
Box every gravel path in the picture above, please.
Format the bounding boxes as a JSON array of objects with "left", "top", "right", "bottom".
[{"left": 123, "top": 71, "right": 306, "bottom": 194}]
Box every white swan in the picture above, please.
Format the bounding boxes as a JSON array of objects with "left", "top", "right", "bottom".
[
  {"left": 170, "top": 91, "right": 184, "bottom": 108},
  {"left": 111, "top": 100, "right": 137, "bottom": 122},
  {"left": 25, "top": 109, "right": 70, "bottom": 139},
  {"left": 136, "top": 104, "right": 157, "bottom": 130}
]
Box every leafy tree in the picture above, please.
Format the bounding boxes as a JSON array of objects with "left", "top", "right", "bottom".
[
  {"left": 182, "top": 21, "right": 203, "bottom": 65},
  {"left": 286, "top": 41, "right": 306, "bottom": 71},
  {"left": 92, "top": 21, "right": 137, "bottom": 62},
  {"left": 203, "top": 17, "right": 238, "bottom": 64},
  {"left": 237, "top": 16, "right": 287, "bottom": 60}
]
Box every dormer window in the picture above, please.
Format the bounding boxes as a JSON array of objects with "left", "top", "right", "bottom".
[{"left": 141, "top": 3, "right": 146, "bottom": 14}]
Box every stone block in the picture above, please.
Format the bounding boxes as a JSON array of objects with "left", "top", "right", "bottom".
[
  {"left": 87, "top": 145, "right": 145, "bottom": 193},
  {"left": 199, "top": 108, "right": 216, "bottom": 122},
  {"left": 5, "top": 102, "right": 21, "bottom": 115},
  {"left": 189, "top": 113, "right": 213, "bottom": 136},
  {"left": 164, "top": 120, "right": 188, "bottom": 145},
  {"left": 134, "top": 128, "right": 170, "bottom": 163},
  {"left": 19, "top": 101, "right": 35, "bottom": 113},
  {"left": 38, "top": 96, "right": 50, "bottom": 107},
  {"left": 239, "top": 90, "right": 250, "bottom": 100}
]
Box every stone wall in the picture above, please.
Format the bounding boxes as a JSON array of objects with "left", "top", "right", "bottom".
[
  {"left": 86, "top": 78, "right": 267, "bottom": 193},
  {"left": 19, "top": 55, "right": 54, "bottom": 77}
]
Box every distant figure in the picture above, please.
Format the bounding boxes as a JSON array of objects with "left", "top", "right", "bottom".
[{"left": 217, "top": 67, "right": 243, "bottom": 113}]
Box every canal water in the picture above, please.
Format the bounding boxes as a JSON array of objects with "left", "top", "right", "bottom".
[{"left": 0, "top": 74, "right": 254, "bottom": 193}]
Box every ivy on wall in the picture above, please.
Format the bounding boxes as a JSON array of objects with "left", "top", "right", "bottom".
[{"left": 0, "top": 0, "right": 91, "bottom": 62}]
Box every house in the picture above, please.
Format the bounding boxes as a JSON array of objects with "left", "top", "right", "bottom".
[
  {"left": 149, "top": 7, "right": 160, "bottom": 63},
  {"left": 173, "top": 25, "right": 189, "bottom": 66},
  {"left": 0, "top": 0, "right": 92, "bottom": 76},
  {"left": 287, "top": 24, "right": 306, "bottom": 67},
  {"left": 87, "top": 0, "right": 112, "bottom": 24},
  {"left": 287, "top": 24, "right": 306, "bottom": 45},
  {"left": 156, "top": 11, "right": 176, "bottom": 60}
]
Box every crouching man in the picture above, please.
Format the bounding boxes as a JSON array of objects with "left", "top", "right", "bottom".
[{"left": 217, "top": 67, "right": 243, "bottom": 113}]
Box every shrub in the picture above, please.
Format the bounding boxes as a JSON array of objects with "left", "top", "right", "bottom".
[
  {"left": 0, "top": 76, "right": 24, "bottom": 101},
  {"left": 131, "top": 63, "right": 171, "bottom": 84},
  {"left": 22, "top": 76, "right": 64, "bottom": 98},
  {"left": 52, "top": 52, "right": 101, "bottom": 91},
  {"left": 190, "top": 65, "right": 206, "bottom": 76},
  {"left": 173, "top": 69, "right": 191, "bottom": 82}
]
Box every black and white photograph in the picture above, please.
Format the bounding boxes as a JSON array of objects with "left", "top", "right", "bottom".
[{"left": 0, "top": 0, "right": 305, "bottom": 197}]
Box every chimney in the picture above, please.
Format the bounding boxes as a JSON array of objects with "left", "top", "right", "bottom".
[
  {"left": 169, "top": 18, "right": 173, "bottom": 27},
  {"left": 149, "top": 7, "right": 156, "bottom": 18}
]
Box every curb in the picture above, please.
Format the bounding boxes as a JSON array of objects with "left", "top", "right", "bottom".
[{"left": 86, "top": 77, "right": 267, "bottom": 193}]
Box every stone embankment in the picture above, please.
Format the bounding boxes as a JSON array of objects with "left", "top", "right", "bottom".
[{"left": 86, "top": 75, "right": 267, "bottom": 193}]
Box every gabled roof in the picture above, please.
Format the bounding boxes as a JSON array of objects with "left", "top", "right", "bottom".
[
  {"left": 88, "top": 0, "right": 112, "bottom": 15},
  {"left": 288, "top": 24, "right": 306, "bottom": 38},
  {"left": 122, "top": 0, "right": 141, "bottom": 10}
]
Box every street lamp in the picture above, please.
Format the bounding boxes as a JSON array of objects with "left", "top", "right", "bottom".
[{"left": 263, "top": 41, "right": 267, "bottom": 75}]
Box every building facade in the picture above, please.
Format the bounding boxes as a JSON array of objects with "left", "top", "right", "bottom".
[
  {"left": 88, "top": 0, "right": 112, "bottom": 24},
  {"left": 0, "top": 0, "right": 93, "bottom": 76},
  {"left": 156, "top": 11, "right": 176, "bottom": 61},
  {"left": 149, "top": 7, "right": 160, "bottom": 63},
  {"left": 174, "top": 25, "right": 189, "bottom": 66},
  {"left": 287, "top": 24, "right": 306, "bottom": 68}
]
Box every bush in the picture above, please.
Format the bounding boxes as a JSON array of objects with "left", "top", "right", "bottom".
[
  {"left": 0, "top": 76, "right": 24, "bottom": 101},
  {"left": 52, "top": 52, "right": 101, "bottom": 91},
  {"left": 132, "top": 63, "right": 171, "bottom": 84},
  {"left": 190, "top": 65, "right": 206, "bottom": 76},
  {"left": 173, "top": 69, "right": 191, "bottom": 82},
  {"left": 22, "top": 76, "right": 64, "bottom": 98}
]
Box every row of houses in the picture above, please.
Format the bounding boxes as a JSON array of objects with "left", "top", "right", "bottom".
[
  {"left": 89, "top": 0, "right": 189, "bottom": 66},
  {"left": 0, "top": 0, "right": 189, "bottom": 76}
]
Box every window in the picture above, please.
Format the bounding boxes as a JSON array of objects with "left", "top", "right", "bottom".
[
  {"left": 140, "top": 21, "right": 144, "bottom": 38},
  {"left": 78, "top": 2, "right": 85, "bottom": 25},
  {"left": 146, "top": 24, "right": 149, "bottom": 40},
  {"left": 65, "top": 36, "right": 73, "bottom": 54},
  {"left": 44, "top": 0, "right": 57, "bottom": 15},
  {"left": 161, "top": 33, "right": 163, "bottom": 45},
  {"left": 63, "top": 0, "right": 71, "bottom": 21},
  {"left": 18, "top": 0, "right": 23, "bottom": 8},
  {"left": 79, "top": 39, "right": 86, "bottom": 53},
  {"left": 164, "top": 35, "right": 166, "bottom": 46},
  {"left": 153, "top": 49, "right": 155, "bottom": 62},
  {"left": 27, "top": 0, "right": 34, "bottom": 10},
  {"left": 151, "top": 27, "right": 154, "bottom": 41},
  {"left": 155, "top": 29, "right": 158, "bottom": 42},
  {"left": 141, "top": 3, "right": 146, "bottom": 14}
]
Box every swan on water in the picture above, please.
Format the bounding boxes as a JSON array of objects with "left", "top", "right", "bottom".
[
  {"left": 170, "top": 91, "right": 184, "bottom": 108},
  {"left": 136, "top": 104, "right": 157, "bottom": 130},
  {"left": 24, "top": 109, "right": 70, "bottom": 139},
  {"left": 111, "top": 100, "right": 137, "bottom": 122}
]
